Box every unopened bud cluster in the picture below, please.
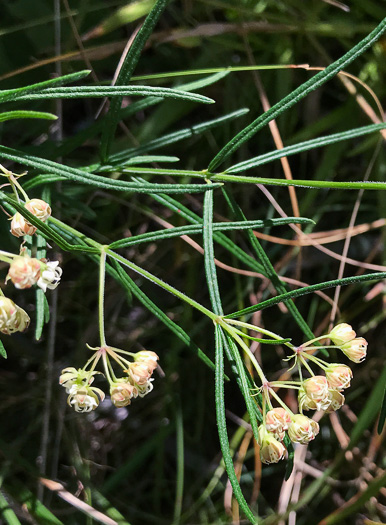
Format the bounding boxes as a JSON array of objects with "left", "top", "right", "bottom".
[
  {"left": 0, "top": 174, "right": 61, "bottom": 340},
  {"left": 250, "top": 323, "right": 368, "bottom": 465},
  {"left": 59, "top": 347, "right": 159, "bottom": 413}
]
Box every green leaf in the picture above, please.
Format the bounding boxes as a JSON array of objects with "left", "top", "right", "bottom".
[
  {"left": 0, "top": 70, "right": 90, "bottom": 104},
  {"left": 224, "top": 272, "right": 386, "bottom": 319},
  {"left": 0, "top": 339, "right": 6, "bottom": 359},
  {"left": 0, "top": 146, "right": 222, "bottom": 194},
  {"left": 14, "top": 85, "right": 215, "bottom": 104},
  {"left": 100, "top": 0, "right": 169, "bottom": 161},
  {"left": 208, "top": 18, "right": 386, "bottom": 171},
  {"left": 284, "top": 435, "right": 295, "bottom": 481},
  {"left": 214, "top": 325, "right": 257, "bottom": 524},
  {"left": 0, "top": 110, "right": 57, "bottom": 122},
  {"left": 226, "top": 122, "right": 386, "bottom": 174},
  {"left": 108, "top": 217, "right": 313, "bottom": 249},
  {"left": 108, "top": 108, "right": 249, "bottom": 165},
  {"left": 378, "top": 385, "right": 386, "bottom": 434},
  {"left": 0, "top": 490, "right": 22, "bottom": 525}
]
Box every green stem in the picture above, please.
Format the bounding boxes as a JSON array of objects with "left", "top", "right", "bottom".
[
  {"left": 268, "top": 388, "right": 295, "bottom": 417},
  {"left": 106, "top": 248, "right": 218, "bottom": 321},
  {"left": 300, "top": 356, "right": 315, "bottom": 377},
  {"left": 99, "top": 250, "right": 107, "bottom": 347},
  {"left": 220, "top": 322, "right": 267, "bottom": 384},
  {"left": 224, "top": 319, "right": 294, "bottom": 349}
]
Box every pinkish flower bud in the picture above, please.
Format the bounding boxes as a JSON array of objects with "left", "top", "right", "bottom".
[
  {"left": 0, "top": 296, "right": 30, "bottom": 334},
  {"left": 340, "top": 338, "right": 367, "bottom": 363},
  {"left": 265, "top": 408, "right": 291, "bottom": 441},
  {"left": 7, "top": 256, "right": 41, "bottom": 289},
  {"left": 298, "top": 385, "right": 331, "bottom": 412},
  {"left": 288, "top": 414, "right": 319, "bottom": 444},
  {"left": 110, "top": 381, "right": 138, "bottom": 407},
  {"left": 329, "top": 323, "right": 356, "bottom": 346},
  {"left": 127, "top": 362, "right": 151, "bottom": 385},
  {"left": 303, "top": 376, "right": 329, "bottom": 403},
  {"left": 135, "top": 350, "right": 159, "bottom": 373},
  {"left": 325, "top": 364, "right": 352, "bottom": 390},
  {"left": 324, "top": 389, "right": 345, "bottom": 413},
  {"left": 258, "top": 425, "right": 286, "bottom": 464},
  {"left": 24, "top": 199, "right": 51, "bottom": 221},
  {"left": 10, "top": 212, "right": 37, "bottom": 237}
]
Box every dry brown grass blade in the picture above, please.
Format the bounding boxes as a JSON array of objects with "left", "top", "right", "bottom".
[{"left": 39, "top": 478, "right": 118, "bottom": 525}]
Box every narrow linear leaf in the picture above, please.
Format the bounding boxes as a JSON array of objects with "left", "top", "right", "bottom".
[
  {"left": 100, "top": 0, "right": 169, "bottom": 161},
  {"left": 224, "top": 272, "right": 386, "bottom": 319},
  {"left": 226, "top": 122, "right": 386, "bottom": 174},
  {"left": 0, "top": 146, "right": 222, "bottom": 194},
  {"left": 0, "top": 490, "right": 22, "bottom": 525},
  {"left": 208, "top": 18, "right": 386, "bottom": 171},
  {"left": 284, "top": 435, "right": 295, "bottom": 480},
  {"left": 0, "top": 110, "right": 57, "bottom": 122},
  {"left": 0, "top": 339, "right": 6, "bottom": 359},
  {"left": 14, "top": 85, "right": 215, "bottom": 104},
  {"left": 377, "top": 385, "right": 386, "bottom": 434},
  {"left": 0, "top": 70, "right": 90, "bottom": 104},
  {"left": 221, "top": 187, "right": 316, "bottom": 341},
  {"left": 108, "top": 217, "right": 313, "bottom": 250},
  {"left": 109, "top": 108, "right": 250, "bottom": 165},
  {"left": 214, "top": 325, "right": 257, "bottom": 524}
]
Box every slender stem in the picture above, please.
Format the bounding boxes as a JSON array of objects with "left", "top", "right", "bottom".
[
  {"left": 268, "top": 388, "right": 295, "bottom": 417},
  {"left": 301, "top": 335, "right": 329, "bottom": 348},
  {"left": 99, "top": 250, "right": 107, "bottom": 347},
  {"left": 302, "top": 353, "right": 330, "bottom": 369},
  {"left": 299, "top": 355, "right": 315, "bottom": 377},
  {"left": 107, "top": 248, "right": 218, "bottom": 321},
  {"left": 224, "top": 318, "right": 294, "bottom": 348},
  {"left": 102, "top": 353, "right": 114, "bottom": 384},
  {"left": 220, "top": 322, "right": 267, "bottom": 384},
  {"left": 10, "top": 176, "right": 29, "bottom": 202}
]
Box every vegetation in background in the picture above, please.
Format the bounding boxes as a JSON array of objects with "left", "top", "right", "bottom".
[{"left": 0, "top": 1, "right": 385, "bottom": 524}]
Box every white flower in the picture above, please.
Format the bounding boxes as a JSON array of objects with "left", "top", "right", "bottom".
[
  {"left": 0, "top": 296, "right": 30, "bottom": 334},
  {"left": 67, "top": 384, "right": 105, "bottom": 413},
  {"left": 136, "top": 378, "right": 154, "bottom": 397},
  {"left": 37, "top": 261, "right": 62, "bottom": 292}
]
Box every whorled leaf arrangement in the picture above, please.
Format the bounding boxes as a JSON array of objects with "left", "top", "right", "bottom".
[{"left": 0, "top": 1, "right": 385, "bottom": 522}]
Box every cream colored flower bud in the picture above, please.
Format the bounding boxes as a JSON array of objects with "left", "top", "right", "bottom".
[
  {"left": 24, "top": 199, "right": 51, "bottom": 221},
  {"left": 325, "top": 364, "right": 352, "bottom": 390},
  {"left": 340, "top": 338, "right": 367, "bottom": 363},
  {"left": 303, "top": 376, "right": 329, "bottom": 403},
  {"left": 59, "top": 367, "right": 90, "bottom": 393},
  {"left": 10, "top": 212, "right": 37, "bottom": 237},
  {"left": 288, "top": 414, "right": 319, "bottom": 444},
  {"left": 7, "top": 256, "right": 41, "bottom": 289},
  {"left": 324, "top": 389, "right": 345, "bottom": 413},
  {"left": 37, "top": 261, "right": 62, "bottom": 292},
  {"left": 0, "top": 296, "right": 30, "bottom": 334},
  {"left": 110, "top": 381, "right": 138, "bottom": 407},
  {"left": 265, "top": 408, "right": 291, "bottom": 440},
  {"left": 329, "top": 323, "right": 356, "bottom": 346},
  {"left": 127, "top": 362, "right": 152, "bottom": 385},
  {"left": 258, "top": 425, "right": 286, "bottom": 464},
  {"left": 67, "top": 384, "right": 105, "bottom": 413},
  {"left": 135, "top": 350, "right": 159, "bottom": 373}
]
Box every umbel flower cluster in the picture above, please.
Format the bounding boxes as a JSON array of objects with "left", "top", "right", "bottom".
[
  {"left": 59, "top": 347, "right": 159, "bottom": 412},
  {"left": 252, "top": 323, "right": 367, "bottom": 464},
  {"left": 0, "top": 166, "right": 62, "bottom": 337}
]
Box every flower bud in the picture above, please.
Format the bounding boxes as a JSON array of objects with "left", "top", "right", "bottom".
[
  {"left": 0, "top": 296, "right": 30, "bottom": 334},
  {"left": 324, "top": 389, "right": 345, "bottom": 413},
  {"left": 288, "top": 414, "right": 319, "bottom": 444},
  {"left": 325, "top": 364, "right": 352, "bottom": 390},
  {"left": 24, "top": 199, "right": 51, "bottom": 221},
  {"left": 127, "top": 362, "right": 152, "bottom": 385},
  {"left": 258, "top": 425, "right": 286, "bottom": 464},
  {"left": 59, "top": 367, "right": 90, "bottom": 393},
  {"left": 37, "top": 261, "right": 62, "bottom": 292},
  {"left": 329, "top": 323, "right": 356, "bottom": 346},
  {"left": 265, "top": 408, "right": 291, "bottom": 441},
  {"left": 340, "top": 338, "right": 367, "bottom": 363},
  {"left": 67, "top": 384, "right": 105, "bottom": 413},
  {"left": 110, "top": 380, "right": 138, "bottom": 407},
  {"left": 10, "top": 212, "right": 37, "bottom": 237},
  {"left": 135, "top": 350, "right": 159, "bottom": 373},
  {"left": 7, "top": 256, "right": 41, "bottom": 289},
  {"left": 303, "top": 376, "right": 329, "bottom": 403}
]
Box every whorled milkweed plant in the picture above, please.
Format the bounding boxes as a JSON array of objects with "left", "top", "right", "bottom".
[{"left": 0, "top": 2, "right": 385, "bottom": 523}]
